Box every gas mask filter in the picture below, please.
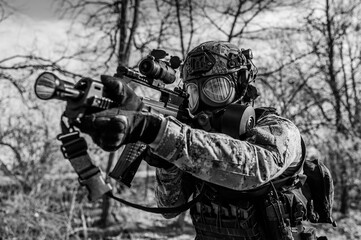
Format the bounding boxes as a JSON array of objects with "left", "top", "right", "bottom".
[{"left": 195, "top": 104, "right": 255, "bottom": 138}]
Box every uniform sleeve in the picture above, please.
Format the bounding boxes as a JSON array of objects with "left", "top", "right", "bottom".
[
  {"left": 154, "top": 166, "right": 194, "bottom": 218},
  {"left": 150, "top": 114, "right": 303, "bottom": 191}
]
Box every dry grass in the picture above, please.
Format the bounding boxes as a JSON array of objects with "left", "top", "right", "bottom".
[{"left": 1, "top": 171, "right": 360, "bottom": 240}]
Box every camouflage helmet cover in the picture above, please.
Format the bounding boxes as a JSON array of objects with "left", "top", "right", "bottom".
[{"left": 181, "top": 41, "right": 249, "bottom": 82}]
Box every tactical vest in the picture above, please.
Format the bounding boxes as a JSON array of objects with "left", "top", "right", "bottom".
[
  {"left": 188, "top": 164, "right": 309, "bottom": 240},
  {"left": 189, "top": 182, "right": 266, "bottom": 240},
  {"left": 187, "top": 107, "right": 310, "bottom": 240}
]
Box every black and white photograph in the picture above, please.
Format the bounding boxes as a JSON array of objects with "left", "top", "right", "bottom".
[{"left": 1, "top": 0, "right": 360, "bottom": 239}]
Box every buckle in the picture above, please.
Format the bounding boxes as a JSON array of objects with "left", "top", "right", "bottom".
[
  {"left": 57, "top": 131, "right": 88, "bottom": 159},
  {"left": 57, "top": 130, "right": 80, "bottom": 142}
]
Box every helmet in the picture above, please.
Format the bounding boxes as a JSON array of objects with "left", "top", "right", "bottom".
[{"left": 181, "top": 41, "right": 256, "bottom": 114}]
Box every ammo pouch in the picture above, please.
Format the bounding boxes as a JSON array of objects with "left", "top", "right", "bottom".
[
  {"left": 301, "top": 159, "right": 336, "bottom": 226},
  {"left": 191, "top": 200, "right": 263, "bottom": 240},
  {"left": 260, "top": 186, "right": 319, "bottom": 240},
  {"left": 191, "top": 181, "right": 318, "bottom": 240},
  {"left": 260, "top": 183, "right": 333, "bottom": 240},
  {"left": 261, "top": 190, "right": 293, "bottom": 240}
]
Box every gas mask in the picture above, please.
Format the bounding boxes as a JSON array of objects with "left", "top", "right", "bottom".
[
  {"left": 181, "top": 41, "right": 258, "bottom": 138},
  {"left": 185, "top": 74, "right": 237, "bottom": 114}
]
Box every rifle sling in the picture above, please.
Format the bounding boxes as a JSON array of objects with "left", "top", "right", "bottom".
[
  {"left": 107, "top": 183, "right": 205, "bottom": 214},
  {"left": 57, "top": 128, "right": 113, "bottom": 202},
  {"left": 56, "top": 115, "right": 308, "bottom": 215},
  {"left": 57, "top": 118, "right": 205, "bottom": 213}
]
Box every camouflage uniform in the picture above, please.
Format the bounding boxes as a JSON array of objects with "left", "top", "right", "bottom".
[
  {"left": 69, "top": 40, "right": 327, "bottom": 239},
  {"left": 150, "top": 109, "right": 303, "bottom": 239}
]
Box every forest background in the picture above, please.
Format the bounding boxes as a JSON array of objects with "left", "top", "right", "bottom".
[{"left": 1, "top": 0, "right": 361, "bottom": 239}]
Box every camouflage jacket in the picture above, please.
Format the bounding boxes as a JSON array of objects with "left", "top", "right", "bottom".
[{"left": 149, "top": 111, "right": 303, "bottom": 217}]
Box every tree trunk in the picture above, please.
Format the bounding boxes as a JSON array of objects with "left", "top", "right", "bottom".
[
  {"left": 101, "top": 0, "right": 140, "bottom": 229},
  {"left": 339, "top": 164, "right": 349, "bottom": 215},
  {"left": 325, "top": 0, "right": 343, "bottom": 132}
]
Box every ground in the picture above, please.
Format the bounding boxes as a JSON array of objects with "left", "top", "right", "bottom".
[{"left": 1, "top": 170, "right": 361, "bottom": 239}]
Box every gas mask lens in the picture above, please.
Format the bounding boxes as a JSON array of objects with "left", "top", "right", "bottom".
[
  {"left": 186, "top": 82, "right": 199, "bottom": 112},
  {"left": 202, "top": 76, "right": 232, "bottom": 103}
]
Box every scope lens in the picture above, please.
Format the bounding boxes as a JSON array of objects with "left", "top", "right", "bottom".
[
  {"left": 34, "top": 72, "right": 57, "bottom": 100},
  {"left": 139, "top": 60, "right": 153, "bottom": 74},
  {"left": 139, "top": 57, "right": 176, "bottom": 84}
]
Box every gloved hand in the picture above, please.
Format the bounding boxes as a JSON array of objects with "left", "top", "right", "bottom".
[
  {"left": 100, "top": 75, "right": 143, "bottom": 111},
  {"left": 76, "top": 108, "right": 163, "bottom": 151}
]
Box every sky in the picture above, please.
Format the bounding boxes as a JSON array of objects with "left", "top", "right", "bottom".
[
  {"left": 0, "top": 1, "right": 71, "bottom": 166},
  {"left": 1, "top": 0, "right": 304, "bottom": 58},
  {"left": 1, "top": 0, "right": 71, "bottom": 58},
  {"left": 11, "top": 0, "right": 57, "bottom": 20}
]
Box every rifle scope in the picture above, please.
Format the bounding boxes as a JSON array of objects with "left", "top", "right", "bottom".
[
  {"left": 139, "top": 56, "right": 176, "bottom": 84},
  {"left": 34, "top": 72, "right": 83, "bottom": 100}
]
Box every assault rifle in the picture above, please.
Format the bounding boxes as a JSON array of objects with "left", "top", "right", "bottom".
[
  {"left": 34, "top": 49, "right": 256, "bottom": 201},
  {"left": 34, "top": 50, "right": 190, "bottom": 200}
]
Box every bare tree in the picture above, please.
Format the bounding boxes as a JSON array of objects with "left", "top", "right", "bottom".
[
  {"left": 0, "top": 58, "right": 67, "bottom": 193},
  {"left": 173, "top": 0, "right": 195, "bottom": 58},
  {"left": 56, "top": 0, "right": 144, "bottom": 231},
  {"left": 58, "top": 0, "right": 140, "bottom": 71},
  {"left": 0, "top": 0, "right": 13, "bottom": 21},
  {"left": 195, "top": 0, "right": 306, "bottom": 43},
  {"left": 241, "top": 0, "right": 361, "bottom": 216},
  {"left": 299, "top": 0, "right": 361, "bottom": 215}
]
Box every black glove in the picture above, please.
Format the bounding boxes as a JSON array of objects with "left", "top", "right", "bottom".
[
  {"left": 100, "top": 75, "right": 143, "bottom": 111},
  {"left": 76, "top": 108, "right": 163, "bottom": 151}
]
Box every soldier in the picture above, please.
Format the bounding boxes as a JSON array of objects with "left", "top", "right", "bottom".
[{"left": 78, "top": 41, "right": 314, "bottom": 239}]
